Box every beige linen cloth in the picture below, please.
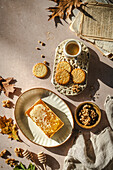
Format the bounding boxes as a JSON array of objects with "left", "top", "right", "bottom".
[
  {"left": 69, "top": 0, "right": 113, "bottom": 57},
  {"left": 63, "top": 95, "right": 113, "bottom": 170}
]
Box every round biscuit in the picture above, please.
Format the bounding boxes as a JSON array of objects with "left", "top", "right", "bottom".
[
  {"left": 56, "top": 61, "right": 71, "bottom": 73},
  {"left": 32, "top": 63, "right": 48, "bottom": 78},
  {"left": 55, "top": 70, "right": 70, "bottom": 85},
  {"left": 71, "top": 68, "right": 85, "bottom": 84}
]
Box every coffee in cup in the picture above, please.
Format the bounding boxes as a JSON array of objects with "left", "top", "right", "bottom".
[{"left": 64, "top": 39, "right": 81, "bottom": 58}]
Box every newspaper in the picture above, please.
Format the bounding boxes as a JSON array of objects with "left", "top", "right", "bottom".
[
  {"left": 80, "top": 3, "right": 113, "bottom": 41},
  {"left": 69, "top": 0, "right": 113, "bottom": 58}
]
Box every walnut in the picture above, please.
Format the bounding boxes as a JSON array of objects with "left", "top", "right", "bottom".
[
  {"left": 14, "top": 148, "right": 24, "bottom": 158},
  {"left": 72, "top": 85, "right": 81, "bottom": 93},
  {"left": 5, "top": 158, "right": 18, "bottom": 167},
  {"left": 78, "top": 104, "right": 98, "bottom": 126},
  {"left": 0, "top": 149, "right": 7, "bottom": 158},
  {"left": 2, "top": 100, "right": 13, "bottom": 108},
  {"left": 83, "top": 104, "right": 91, "bottom": 109}
]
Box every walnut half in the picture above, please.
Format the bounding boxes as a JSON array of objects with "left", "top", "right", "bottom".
[{"left": 14, "top": 148, "right": 24, "bottom": 158}]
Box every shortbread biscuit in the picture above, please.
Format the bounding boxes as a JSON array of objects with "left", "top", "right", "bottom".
[
  {"left": 55, "top": 70, "right": 70, "bottom": 85},
  {"left": 71, "top": 68, "right": 85, "bottom": 84},
  {"left": 56, "top": 61, "right": 71, "bottom": 73},
  {"left": 33, "top": 63, "right": 48, "bottom": 78}
]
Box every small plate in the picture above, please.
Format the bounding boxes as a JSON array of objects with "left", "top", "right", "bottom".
[
  {"left": 14, "top": 88, "right": 74, "bottom": 147},
  {"left": 52, "top": 39, "right": 90, "bottom": 96}
]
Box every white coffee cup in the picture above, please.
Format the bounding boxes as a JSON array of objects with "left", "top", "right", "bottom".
[{"left": 63, "top": 39, "right": 81, "bottom": 58}]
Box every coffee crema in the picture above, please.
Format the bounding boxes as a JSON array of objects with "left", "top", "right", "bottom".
[{"left": 66, "top": 43, "right": 79, "bottom": 55}]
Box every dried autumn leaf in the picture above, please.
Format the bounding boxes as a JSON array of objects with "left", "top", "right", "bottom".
[
  {"left": 2, "top": 82, "right": 15, "bottom": 97},
  {"left": 0, "top": 116, "right": 21, "bottom": 141},
  {"left": 0, "top": 76, "right": 15, "bottom": 97},
  {"left": 47, "top": 0, "right": 83, "bottom": 21},
  {"left": 8, "top": 124, "right": 20, "bottom": 141}
]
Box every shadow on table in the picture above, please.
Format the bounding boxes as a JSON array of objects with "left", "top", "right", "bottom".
[
  {"left": 29, "top": 152, "right": 60, "bottom": 170},
  {"left": 9, "top": 87, "right": 22, "bottom": 99},
  {"left": 66, "top": 47, "right": 113, "bottom": 102},
  {"left": 46, "top": 154, "right": 60, "bottom": 170}
]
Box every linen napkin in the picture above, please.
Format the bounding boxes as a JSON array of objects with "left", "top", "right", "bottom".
[
  {"left": 104, "top": 95, "right": 113, "bottom": 130},
  {"left": 63, "top": 95, "right": 113, "bottom": 170}
]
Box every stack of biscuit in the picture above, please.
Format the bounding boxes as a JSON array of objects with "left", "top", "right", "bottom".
[{"left": 55, "top": 61, "right": 86, "bottom": 85}]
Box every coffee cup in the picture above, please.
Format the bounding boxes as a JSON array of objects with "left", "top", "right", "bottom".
[{"left": 63, "top": 39, "right": 81, "bottom": 58}]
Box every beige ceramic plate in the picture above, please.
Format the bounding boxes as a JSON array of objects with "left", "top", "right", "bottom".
[
  {"left": 52, "top": 39, "right": 90, "bottom": 96},
  {"left": 14, "top": 88, "right": 74, "bottom": 147}
]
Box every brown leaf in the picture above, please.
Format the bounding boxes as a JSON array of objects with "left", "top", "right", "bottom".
[
  {"left": 0, "top": 77, "right": 15, "bottom": 97},
  {"left": 47, "top": 0, "right": 83, "bottom": 21},
  {"left": 8, "top": 124, "right": 21, "bottom": 141},
  {"left": 2, "top": 82, "right": 15, "bottom": 97}
]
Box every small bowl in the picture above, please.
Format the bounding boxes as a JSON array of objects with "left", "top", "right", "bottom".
[
  {"left": 63, "top": 39, "right": 81, "bottom": 58},
  {"left": 75, "top": 102, "right": 101, "bottom": 129}
]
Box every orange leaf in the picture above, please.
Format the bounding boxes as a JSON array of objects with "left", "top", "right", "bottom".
[{"left": 0, "top": 116, "right": 21, "bottom": 141}]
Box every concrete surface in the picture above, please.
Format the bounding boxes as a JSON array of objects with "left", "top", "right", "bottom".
[{"left": 0, "top": 0, "right": 113, "bottom": 169}]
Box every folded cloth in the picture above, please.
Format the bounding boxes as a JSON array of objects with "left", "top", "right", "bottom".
[
  {"left": 63, "top": 96, "right": 113, "bottom": 170},
  {"left": 63, "top": 127, "right": 113, "bottom": 170},
  {"left": 104, "top": 95, "right": 113, "bottom": 130}
]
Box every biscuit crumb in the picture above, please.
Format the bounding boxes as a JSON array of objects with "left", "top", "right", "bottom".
[
  {"left": 38, "top": 41, "right": 46, "bottom": 46},
  {"left": 72, "top": 85, "right": 81, "bottom": 93},
  {"left": 0, "top": 149, "right": 7, "bottom": 158},
  {"left": 36, "top": 47, "right": 41, "bottom": 50},
  {"left": 41, "top": 42, "right": 46, "bottom": 46},
  {"left": 38, "top": 40, "right": 41, "bottom": 44},
  {"left": 43, "top": 60, "right": 47, "bottom": 64},
  {"left": 41, "top": 55, "right": 45, "bottom": 58},
  {"left": 43, "top": 61, "right": 49, "bottom": 66}
]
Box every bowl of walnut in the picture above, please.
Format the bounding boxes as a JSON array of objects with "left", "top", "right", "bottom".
[{"left": 75, "top": 102, "right": 101, "bottom": 129}]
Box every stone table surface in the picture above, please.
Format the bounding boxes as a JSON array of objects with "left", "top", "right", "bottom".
[{"left": 0, "top": 0, "right": 113, "bottom": 170}]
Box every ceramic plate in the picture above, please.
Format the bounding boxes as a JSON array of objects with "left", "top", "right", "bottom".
[
  {"left": 14, "top": 88, "right": 74, "bottom": 147},
  {"left": 52, "top": 39, "right": 90, "bottom": 95}
]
